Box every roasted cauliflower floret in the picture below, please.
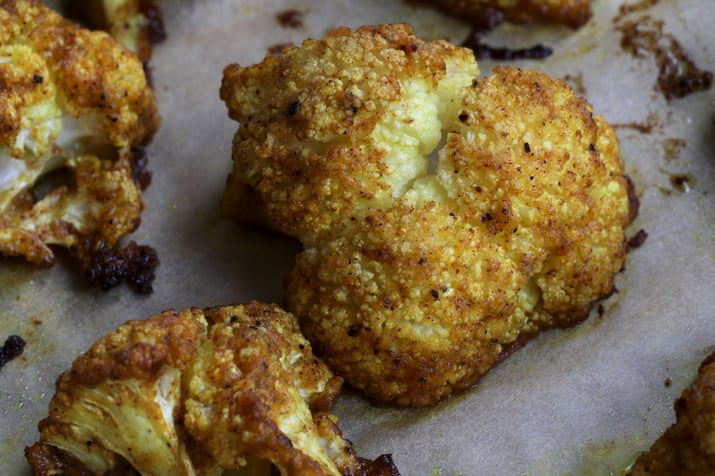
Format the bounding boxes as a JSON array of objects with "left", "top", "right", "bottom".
[
  {"left": 414, "top": 0, "right": 592, "bottom": 29},
  {"left": 64, "top": 0, "right": 166, "bottom": 62},
  {"left": 0, "top": 0, "right": 160, "bottom": 292},
  {"left": 220, "top": 24, "right": 635, "bottom": 407},
  {"left": 628, "top": 351, "right": 715, "bottom": 475},
  {"left": 25, "top": 303, "right": 400, "bottom": 476}
]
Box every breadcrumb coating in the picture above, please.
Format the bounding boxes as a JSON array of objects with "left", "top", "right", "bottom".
[
  {"left": 25, "top": 303, "right": 399, "bottom": 475},
  {"left": 220, "top": 24, "right": 634, "bottom": 406},
  {"left": 414, "top": 0, "right": 592, "bottom": 29},
  {"left": 627, "top": 351, "right": 715, "bottom": 475},
  {"left": 0, "top": 0, "right": 160, "bottom": 290}
]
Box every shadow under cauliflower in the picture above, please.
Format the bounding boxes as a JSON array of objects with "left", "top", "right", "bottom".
[
  {"left": 25, "top": 302, "right": 400, "bottom": 475},
  {"left": 0, "top": 0, "right": 160, "bottom": 292},
  {"left": 220, "top": 24, "right": 637, "bottom": 407}
]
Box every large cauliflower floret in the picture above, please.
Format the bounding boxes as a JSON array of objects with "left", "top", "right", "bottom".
[
  {"left": 627, "top": 351, "right": 715, "bottom": 475},
  {"left": 25, "top": 303, "right": 400, "bottom": 476},
  {"left": 414, "top": 0, "right": 592, "bottom": 29},
  {"left": 220, "top": 24, "right": 635, "bottom": 407},
  {"left": 0, "top": 0, "right": 160, "bottom": 292}
]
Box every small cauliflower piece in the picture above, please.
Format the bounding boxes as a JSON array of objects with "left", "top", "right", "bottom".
[
  {"left": 64, "top": 0, "right": 166, "bottom": 62},
  {"left": 415, "top": 0, "right": 592, "bottom": 29},
  {"left": 220, "top": 24, "right": 636, "bottom": 406},
  {"left": 0, "top": 0, "right": 160, "bottom": 292},
  {"left": 627, "top": 351, "right": 715, "bottom": 475},
  {"left": 25, "top": 303, "right": 400, "bottom": 476}
]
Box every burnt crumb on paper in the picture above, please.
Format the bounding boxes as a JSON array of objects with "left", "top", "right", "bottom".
[
  {"left": 616, "top": 16, "right": 713, "bottom": 100},
  {"left": 626, "top": 229, "right": 648, "bottom": 252},
  {"left": 460, "top": 13, "right": 553, "bottom": 60},
  {"left": 276, "top": 9, "right": 304, "bottom": 28},
  {"left": 0, "top": 335, "right": 26, "bottom": 370},
  {"left": 81, "top": 240, "right": 160, "bottom": 294}
]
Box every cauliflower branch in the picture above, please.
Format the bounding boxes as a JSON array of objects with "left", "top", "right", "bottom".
[
  {"left": 0, "top": 0, "right": 160, "bottom": 292},
  {"left": 628, "top": 351, "right": 715, "bottom": 475},
  {"left": 25, "top": 303, "right": 400, "bottom": 475},
  {"left": 220, "top": 24, "right": 636, "bottom": 407},
  {"left": 414, "top": 0, "right": 592, "bottom": 29}
]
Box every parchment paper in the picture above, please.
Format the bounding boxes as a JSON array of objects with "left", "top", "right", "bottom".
[{"left": 2, "top": 0, "right": 714, "bottom": 474}]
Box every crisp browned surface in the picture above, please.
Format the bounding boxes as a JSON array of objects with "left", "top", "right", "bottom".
[
  {"left": 628, "top": 351, "right": 715, "bottom": 475},
  {"left": 415, "top": 0, "right": 592, "bottom": 29},
  {"left": 220, "top": 24, "right": 633, "bottom": 407},
  {"left": 25, "top": 303, "right": 398, "bottom": 475}
]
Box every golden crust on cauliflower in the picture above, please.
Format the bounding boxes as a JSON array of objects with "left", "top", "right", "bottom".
[
  {"left": 627, "top": 351, "right": 715, "bottom": 475},
  {"left": 25, "top": 302, "right": 400, "bottom": 476},
  {"left": 220, "top": 24, "right": 635, "bottom": 407},
  {"left": 415, "top": 0, "right": 592, "bottom": 29},
  {"left": 0, "top": 0, "right": 160, "bottom": 291}
]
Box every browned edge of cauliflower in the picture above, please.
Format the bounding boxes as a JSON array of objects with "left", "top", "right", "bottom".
[
  {"left": 0, "top": 0, "right": 160, "bottom": 292},
  {"left": 24, "top": 302, "right": 401, "bottom": 476},
  {"left": 412, "top": 0, "right": 592, "bottom": 29},
  {"left": 627, "top": 350, "right": 715, "bottom": 475},
  {"left": 219, "top": 24, "right": 638, "bottom": 407}
]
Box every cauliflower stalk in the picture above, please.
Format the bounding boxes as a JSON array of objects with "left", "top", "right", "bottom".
[
  {"left": 25, "top": 303, "right": 400, "bottom": 476},
  {"left": 0, "top": 0, "right": 160, "bottom": 291},
  {"left": 220, "top": 24, "right": 637, "bottom": 407}
]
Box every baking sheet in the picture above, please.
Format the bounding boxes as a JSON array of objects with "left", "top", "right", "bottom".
[{"left": 2, "top": 0, "right": 714, "bottom": 474}]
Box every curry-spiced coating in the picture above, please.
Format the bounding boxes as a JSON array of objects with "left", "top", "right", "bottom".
[
  {"left": 414, "top": 0, "right": 592, "bottom": 29},
  {"left": 220, "top": 24, "right": 634, "bottom": 407},
  {"left": 25, "top": 303, "right": 400, "bottom": 476},
  {"left": 63, "top": 0, "right": 166, "bottom": 62},
  {"left": 628, "top": 351, "right": 715, "bottom": 475},
  {"left": 0, "top": 0, "right": 160, "bottom": 291}
]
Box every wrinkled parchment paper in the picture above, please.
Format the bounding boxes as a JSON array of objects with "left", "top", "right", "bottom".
[{"left": 2, "top": 0, "right": 714, "bottom": 474}]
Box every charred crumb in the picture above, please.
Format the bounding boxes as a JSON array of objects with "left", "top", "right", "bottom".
[
  {"left": 130, "top": 147, "right": 152, "bottom": 190},
  {"left": 140, "top": 3, "right": 167, "bottom": 45},
  {"left": 357, "top": 454, "right": 401, "bottom": 475},
  {"left": 617, "top": 16, "right": 712, "bottom": 100},
  {"left": 597, "top": 304, "right": 606, "bottom": 317},
  {"left": 0, "top": 335, "right": 26, "bottom": 369},
  {"left": 276, "top": 9, "right": 304, "bottom": 28},
  {"left": 83, "top": 240, "right": 159, "bottom": 293},
  {"left": 626, "top": 228, "right": 648, "bottom": 252}
]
